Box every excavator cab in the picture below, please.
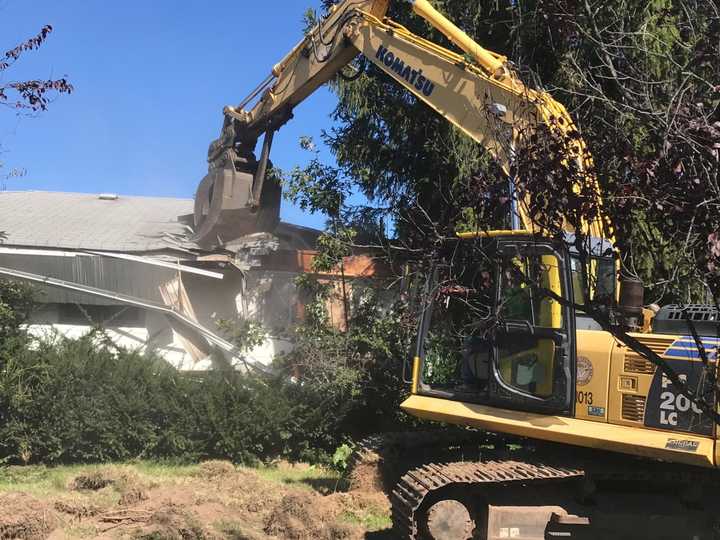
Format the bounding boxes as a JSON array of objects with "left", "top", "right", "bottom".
[{"left": 414, "top": 234, "right": 576, "bottom": 416}]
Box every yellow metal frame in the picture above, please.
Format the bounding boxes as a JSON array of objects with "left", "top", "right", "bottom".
[
  {"left": 355, "top": 10, "right": 607, "bottom": 242},
  {"left": 359, "top": 4, "right": 563, "bottom": 114},
  {"left": 402, "top": 394, "right": 715, "bottom": 468},
  {"left": 411, "top": 356, "right": 421, "bottom": 394},
  {"left": 408, "top": 0, "right": 507, "bottom": 77},
  {"left": 230, "top": 0, "right": 610, "bottom": 242},
  {"left": 457, "top": 229, "right": 533, "bottom": 239}
]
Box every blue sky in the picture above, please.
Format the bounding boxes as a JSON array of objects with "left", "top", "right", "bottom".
[{"left": 0, "top": 0, "right": 338, "bottom": 230}]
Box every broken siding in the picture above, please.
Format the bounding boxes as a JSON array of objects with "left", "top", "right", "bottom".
[{"left": 0, "top": 252, "right": 179, "bottom": 304}]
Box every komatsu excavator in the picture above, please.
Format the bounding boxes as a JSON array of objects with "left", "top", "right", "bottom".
[{"left": 195, "top": 1, "right": 720, "bottom": 537}]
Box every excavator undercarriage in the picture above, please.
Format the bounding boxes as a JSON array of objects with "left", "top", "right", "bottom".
[{"left": 351, "top": 431, "right": 720, "bottom": 539}]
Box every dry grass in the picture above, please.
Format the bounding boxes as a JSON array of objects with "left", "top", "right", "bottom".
[
  {"left": 0, "top": 461, "right": 391, "bottom": 539},
  {"left": 0, "top": 493, "right": 58, "bottom": 540}
]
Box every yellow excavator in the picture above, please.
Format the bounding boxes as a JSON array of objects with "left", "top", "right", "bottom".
[{"left": 195, "top": 1, "right": 720, "bottom": 538}]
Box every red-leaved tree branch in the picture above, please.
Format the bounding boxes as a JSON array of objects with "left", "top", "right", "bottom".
[{"left": 0, "top": 25, "right": 73, "bottom": 111}]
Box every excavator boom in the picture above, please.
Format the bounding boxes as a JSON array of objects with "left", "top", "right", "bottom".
[
  {"left": 193, "top": 0, "right": 390, "bottom": 246},
  {"left": 193, "top": 0, "right": 603, "bottom": 246}
]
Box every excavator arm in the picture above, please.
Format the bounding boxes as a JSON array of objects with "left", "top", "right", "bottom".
[
  {"left": 193, "top": 0, "right": 391, "bottom": 246},
  {"left": 193, "top": 0, "right": 600, "bottom": 245}
]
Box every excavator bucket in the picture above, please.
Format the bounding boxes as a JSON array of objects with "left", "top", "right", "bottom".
[{"left": 193, "top": 142, "right": 281, "bottom": 248}]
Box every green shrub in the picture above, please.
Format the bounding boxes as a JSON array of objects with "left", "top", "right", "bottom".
[
  {"left": 273, "top": 276, "right": 421, "bottom": 457},
  {"left": 0, "top": 334, "right": 200, "bottom": 464},
  {"left": 0, "top": 277, "right": 417, "bottom": 466},
  {"left": 0, "top": 280, "right": 34, "bottom": 341},
  {"left": 331, "top": 443, "right": 355, "bottom": 474},
  {"left": 0, "top": 329, "right": 404, "bottom": 466}
]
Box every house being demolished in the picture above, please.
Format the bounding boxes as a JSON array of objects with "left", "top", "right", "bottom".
[{"left": 0, "top": 191, "right": 382, "bottom": 370}]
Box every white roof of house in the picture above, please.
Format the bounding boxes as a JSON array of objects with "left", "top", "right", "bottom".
[
  {"left": 0, "top": 190, "right": 321, "bottom": 253},
  {"left": 0, "top": 191, "right": 193, "bottom": 252}
]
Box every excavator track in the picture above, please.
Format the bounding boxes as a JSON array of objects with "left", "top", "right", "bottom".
[
  {"left": 349, "top": 432, "right": 720, "bottom": 538},
  {"left": 391, "top": 459, "right": 584, "bottom": 540},
  {"left": 347, "top": 429, "right": 496, "bottom": 492}
]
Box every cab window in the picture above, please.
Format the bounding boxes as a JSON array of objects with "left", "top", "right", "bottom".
[
  {"left": 421, "top": 257, "right": 495, "bottom": 392},
  {"left": 497, "top": 250, "right": 563, "bottom": 398},
  {"left": 499, "top": 252, "right": 563, "bottom": 329},
  {"left": 570, "top": 255, "right": 616, "bottom": 306},
  {"left": 570, "top": 257, "right": 586, "bottom": 306}
]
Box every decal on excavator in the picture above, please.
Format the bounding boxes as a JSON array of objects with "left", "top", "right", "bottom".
[
  {"left": 644, "top": 356, "right": 715, "bottom": 436},
  {"left": 663, "top": 336, "right": 720, "bottom": 360},
  {"left": 375, "top": 45, "right": 436, "bottom": 97},
  {"left": 665, "top": 439, "right": 700, "bottom": 452}
]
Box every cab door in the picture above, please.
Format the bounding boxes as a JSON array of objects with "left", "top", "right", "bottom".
[{"left": 487, "top": 241, "right": 576, "bottom": 415}]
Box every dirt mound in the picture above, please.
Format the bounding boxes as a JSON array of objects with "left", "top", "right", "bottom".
[
  {"left": 98, "top": 504, "right": 212, "bottom": 539},
  {"left": 264, "top": 492, "right": 360, "bottom": 540},
  {"left": 70, "top": 465, "right": 140, "bottom": 490},
  {"left": 220, "top": 468, "right": 283, "bottom": 517},
  {"left": 339, "top": 490, "right": 390, "bottom": 516},
  {"left": 264, "top": 493, "right": 313, "bottom": 538},
  {"left": 347, "top": 450, "right": 385, "bottom": 494},
  {"left": 2, "top": 462, "right": 392, "bottom": 539},
  {"left": 118, "top": 485, "right": 149, "bottom": 506},
  {"left": 196, "top": 460, "right": 236, "bottom": 479},
  {"left": 135, "top": 504, "right": 211, "bottom": 540},
  {"left": 70, "top": 470, "right": 115, "bottom": 491},
  {"left": 70, "top": 465, "right": 149, "bottom": 507},
  {"left": 53, "top": 497, "right": 101, "bottom": 518},
  {"left": 215, "top": 520, "right": 268, "bottom": 540},
  {"left": 0, "top": 493, "right": 58, "bottom": 539}
]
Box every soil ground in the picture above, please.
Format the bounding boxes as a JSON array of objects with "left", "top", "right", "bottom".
[{"left": 0, "top": 460, "right": 393, "bottom": 540}]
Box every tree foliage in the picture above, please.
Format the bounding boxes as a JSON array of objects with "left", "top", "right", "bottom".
[
  {"left": 281, "top": 274, "right": 418, "bottom": 439},
  {"left": 532, "top": 0, "right": 720, "bottom": 302},
  {"left": 0, "top": 280, "right": 34, "bottom": 342}
]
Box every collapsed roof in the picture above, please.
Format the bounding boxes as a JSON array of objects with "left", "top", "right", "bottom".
[{"left": 0, "top": 190, "right": 320, "bottom": 255}]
